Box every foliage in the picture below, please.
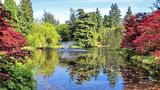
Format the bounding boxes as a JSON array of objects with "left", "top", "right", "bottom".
[
  {"left": 108, "top": 3, "right": 122, "bottom": 27},
  {"left": 102, "top": 26, "right": 123, "bottom": 48},
  {"left": 153, "top": 0, "right": 160, "bottom": 10},
  {"left": 30, "top": 49, "right": 59, "bottom": 76},
  {"left": 124, "top": 6, "right": 132, "bottom": 19},
  {"left": 19, "top": 0, "right": 33, "bottom": 36},
  {"left": 42, "top": 10, "right": 58, "bottom": 25},
  {"left": 27, "top": 23, "right": 59, "bottom": 47},
  {"left": 121, "top": 11, "right": 160, "bottom": 63},
  {"left": 0, "top": 61, "right": 35, "bottom": 90},
  {"left": 4, "top": 0, "right": 20, "bottom": 32},
  {"left": 0, "top": 4, "right": 28, "bottom": 60},
  {"left": 56, "top": 24, "right": 70, "bottom": 41}
]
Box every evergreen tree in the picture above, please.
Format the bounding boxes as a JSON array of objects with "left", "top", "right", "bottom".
[
  {"left": 70, "top": 8, "right": 76, "bottom": 22},
  {"left": 124, "top": 6, "right": 132, "bottom": 19},
  {"left": 69, "top": 9, "right": 98, "bottom": 47},
  {"left": 103, "top": 15, "right": 110, "bottom": 27},
  {"left": 42, "top": 10, "right": 57, "bottom": 25},
  {"left": 4, "top": 0, "right": 20, "bottom": 31},
  {"left": 95, "top": 8, "right": 103, "bottom": 33},
  {"left": 154, "top": 0, "right": 160, "bottom": 10},
  {"left": 108, "top": 3, "right": 121, "bottom": 27},
  {"left": 19, "top": 0, "right": 33, "bottom": 36}
]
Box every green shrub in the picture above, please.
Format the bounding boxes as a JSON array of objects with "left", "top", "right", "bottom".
[{"left": 0, "top": 61, "right": 35, "bottom": 90}]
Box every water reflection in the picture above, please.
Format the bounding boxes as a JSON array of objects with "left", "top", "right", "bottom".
[
  {"left": 32, "top": 48, "right": 160, "bottom": 90},
  {"left": 32, "top": 49, "right": 59, "bottom": 76}
]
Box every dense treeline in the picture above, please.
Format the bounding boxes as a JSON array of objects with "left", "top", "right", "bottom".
[
  {"left": 1, "top": 0, "right": 130, "bottom": 48},
  {"left": 57, "top": 4, "right": 125, "bottom": 48}
]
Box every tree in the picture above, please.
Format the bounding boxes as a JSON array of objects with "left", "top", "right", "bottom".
[
  {"left": 19, "top": 0, "right": 34, "bottom": 36},
  {"left": 56, "top": 24, "right": 70, "bottom": 41},
  {"left": 95, "top": 8, "right": 103, "bottom": 33},
  {"left": 108, "top": 3, "right": 121, "bottom": 27},
  {"left": 124, "top": 6, "right": 132, "bottom": 19},
  {"left": 121, "top": 11, "right": 160, "bottom": 55},
  {"left": 27, "top": 23, "right": 59, "bottom": 47},
  {"left": 0, "top": 4, "right": 28, "bottom": 59},
  {"left": 69, "top": 8, "right": 76, "bottom": 22},
  {"left": 42, "top": 10, "right": 58, "bottom": 25},
  {"left": 154, "top": 0, "right": 160, "bottom": 10}
]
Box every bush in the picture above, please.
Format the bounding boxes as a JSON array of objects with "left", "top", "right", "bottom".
[{"left": 0, "top": 61, "right": 35, "bottom": 90}]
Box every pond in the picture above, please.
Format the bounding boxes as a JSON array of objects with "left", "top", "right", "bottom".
[{"left": 31, "top": 48, "right": 160, "bottom": 90}]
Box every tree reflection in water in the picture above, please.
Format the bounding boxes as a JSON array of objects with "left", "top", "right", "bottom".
[
  {"left": 60, "top": 48, "right": 124, "bottom": 87},
  {"left": 32, "top": 48, "right": 160, "bottom": 90},
  {"left": 32, "top": 49, "right": 59, "bottom": 76}
]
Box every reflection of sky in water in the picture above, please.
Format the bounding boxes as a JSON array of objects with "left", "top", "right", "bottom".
[{"left": 36, "top": 66, "right": 124, "bottom": 90}]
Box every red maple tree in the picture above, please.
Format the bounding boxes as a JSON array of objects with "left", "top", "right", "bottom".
[{"left": 121, "top": 11, "right": 160, "bottom": 57}]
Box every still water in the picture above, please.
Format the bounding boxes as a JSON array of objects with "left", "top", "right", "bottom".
[{"left": 31, "top": 48, "right": 160, "bottom": 90}]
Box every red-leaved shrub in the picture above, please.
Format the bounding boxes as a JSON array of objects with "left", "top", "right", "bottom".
[{"left": 121, "top": 11, "right": 160, "bottom": 56}]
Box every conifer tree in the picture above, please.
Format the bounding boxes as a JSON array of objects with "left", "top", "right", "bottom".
[
  {"left": 108, "top": 3, "right": 121, "bottom": 27},
  {"left": 103, "top": 15, "right": 110, "bottom": 27},
  {"left": 42, "top": 10, "right": 57, "bottom": 25},
  {"left": 19, "top": 0, "right": 33, "bottom": 36},
  {"left": 95, "top": 8, "right": 103, "bottom": 33},
  {"left": 124, "top": 6, "right": 132, "bottom": 19},
  {"left": 154, "top": 0, "right": 160, "bottom": 10}
]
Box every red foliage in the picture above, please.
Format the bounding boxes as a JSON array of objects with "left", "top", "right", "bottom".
[
  {"left": 0, "top": 17, "right": 27, "bottom": 52},
  {"left": 121, "top": 11, "right": 160, "bottom": 56}
]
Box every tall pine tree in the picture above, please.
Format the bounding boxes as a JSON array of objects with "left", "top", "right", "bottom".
[
  {"left": 124, "top": 6, "right": 132, "bottom": 19},
  {"left": 19, "top": 0, "right": 33, "bottom": 36},
  {"left": 103, "top": 15, "right": 110, "bottom": 27},
  {"left": 95, "top": 8, "right": 103, "bottom": 33},
  {"left": 108, "top": 3, "right": 121, "bottom": 27},
  {"left": 154, "top": 0, "right": 160, "bottom": 10},
  {"left": 42, "top": 10, "right": 57, "bottom": 25}
]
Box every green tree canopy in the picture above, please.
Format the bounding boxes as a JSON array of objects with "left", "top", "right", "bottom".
[
  {"left": 56, "top": 24, "right": 70, "bottom": 41},
  {"left": 108, "top": 3, "right": 121, "bottom": 27},
  {"left": 42, "top": 10, "right": 58, "bottom": 25},
  {"left": 19, "top": 0, "right": 34, "bottom": 36},
  {"left": 27, "top": 23, "right": 59, "bottom": 47},
  {"left": 124, "top": 6, "right": 132, "bottom": 19}
]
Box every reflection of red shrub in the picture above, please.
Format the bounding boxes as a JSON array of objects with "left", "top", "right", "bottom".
[{"left": 121, "top": 11, "right": 160, "bottom": 56}]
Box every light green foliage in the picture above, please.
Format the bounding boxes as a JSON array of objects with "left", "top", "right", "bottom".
[
  {"left": 19, "top": 0, "right": 33, "bottom": 36},
  {"left": 42, "top": 10, "right": 58, "bottom": 25},
  {"left": 27, "top": 23, "right": 59, "bottom": 47},
  {"left": 0, "top": 61, "right": 35, "bottom": 90},
  {"left": 29, "top": 49, "right": 59, "bottom": 76},
  {"left": 56, "top": 24, "right": 70, "bottom": 41},
  {"left": 101, "top": 25, "right": 124, "bottom": 48},
  {"left": 4, "top": 0, "right": 18, "bottom": 19}
]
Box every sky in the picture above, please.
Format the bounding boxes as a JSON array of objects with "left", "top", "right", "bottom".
[{"left": 4, "top": 0, "right": 156, "bottom": 23}]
